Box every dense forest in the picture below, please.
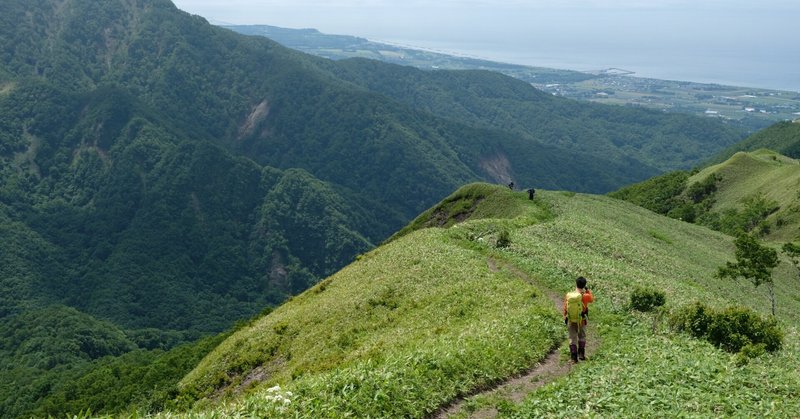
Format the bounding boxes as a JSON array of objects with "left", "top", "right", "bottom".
[{"left": 0, "top": 0, "right": 749, "bottom": 416}]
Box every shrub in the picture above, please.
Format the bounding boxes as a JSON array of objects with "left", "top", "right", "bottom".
[
  {"left": 670, "top": 303, "right": 783, "bottom": 353},
  {"left": 630, "top": 287, "right": 666, "bottom": 312},
  {"left": 495, "top": 230, "right": 511, "bottom": 248}
]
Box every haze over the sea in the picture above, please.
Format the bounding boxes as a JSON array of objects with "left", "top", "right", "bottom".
[{"left": 173, "top": 0, "right": 800, "bottom": 92}]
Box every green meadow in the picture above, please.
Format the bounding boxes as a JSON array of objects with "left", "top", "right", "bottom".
[{"left": 161, "top": 183, "right": 799, "bottom": 418}]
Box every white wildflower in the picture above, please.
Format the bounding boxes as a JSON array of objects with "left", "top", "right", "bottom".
[{"left": 261, "top": 385, "right": 293, "bottom": 413}]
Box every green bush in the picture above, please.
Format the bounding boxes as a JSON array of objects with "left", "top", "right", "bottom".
[
  {"left": 496, "top": 230, "right": 511, "bottom": 248},
  {"left": 670, "top": 303, "right": 783, "bottom": 353},
  {"left": 630, "top": 287, "right": 666, "bottom": 312}
]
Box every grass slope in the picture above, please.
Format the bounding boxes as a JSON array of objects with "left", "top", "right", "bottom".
[
  {"left": 167, "top": 184, "right": 799, "bottom": 418},
  {"left": 691, "top": 149, "right": 800, "bottom": 242},
  {"left": 177, "top": 188, "right": 561, "bottom": 416}
]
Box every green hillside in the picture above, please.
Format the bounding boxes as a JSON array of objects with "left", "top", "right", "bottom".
[
  {"left": 170, "top": 184, "right": 800, "bottom": 417},
  {"left": 690, "top": 149, "right": 800, "bottom": 242},
  {"left": 711, "top": 120, "right": 800, "bottom": 163},
  {"left": 611, "top": 148, "right": 800, "bottom": 242}
]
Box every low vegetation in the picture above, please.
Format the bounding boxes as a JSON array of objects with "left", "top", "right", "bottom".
[
  {"left": 176, "top": 225, "right": 561, "bottom": 416},
  {"left": 449, "top": 188, "right": 799, "bottom": 418},
  {"left": 670, "top": 303, "right": 783, "bottom": 353},
  {"left": 509, "top": 312, "right": 798, "bottom": 417},
  {"left": 153, "top": 185, "right": 800, "bottom": 418}
]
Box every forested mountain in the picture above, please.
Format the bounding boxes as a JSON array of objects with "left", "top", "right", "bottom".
[
  {"left": 0, "top": 0, "right": 749, "bottom": 416},
  {"left": 325, "top": 58, "right": 744, "bottom": 172}
]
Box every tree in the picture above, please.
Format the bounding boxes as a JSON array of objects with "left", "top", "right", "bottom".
[
  {"left": 717, "top": 233, "right": 780, "bottom": 316},
  {"left": 783, "top": 242, "right": 800, "bottom": 281}
]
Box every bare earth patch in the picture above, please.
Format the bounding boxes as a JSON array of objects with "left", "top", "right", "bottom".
[{"left": 479, "top": 153, "right": 513, "bottom": 184}]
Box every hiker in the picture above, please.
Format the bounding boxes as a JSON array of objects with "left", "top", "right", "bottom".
[
  {"left": 527, "top": 188, "right": 535, "bottom": 200},
  {"left": 508, "top": 181, "right": 515, "bottom": 190},
  {"left": 564, "top": 276, "right": 594, "bottom": 363}
]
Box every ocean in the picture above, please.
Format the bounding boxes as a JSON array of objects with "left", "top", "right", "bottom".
[
  {"left": 380, "top": 38, "right": 800, "bottom": 92},
  {"left": 175, "top": 0, "right": 800, "bottom": 92}
]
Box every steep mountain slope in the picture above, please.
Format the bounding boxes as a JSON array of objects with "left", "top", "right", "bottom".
[
  {"left": 326, "top": 58, "right": 745, "bottom": 172},
  {"left": 0, "top": 80, "right": 379, "bottom": 330},
  {"left": 0, "top": 83, "right": 386, "bottom": 418},
  {"left": 172, "top": 184, "right": 800, "bottom": 417}
]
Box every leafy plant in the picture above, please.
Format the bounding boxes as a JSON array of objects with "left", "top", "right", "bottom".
[
  {"left": 496, "top": 229, "right": 511, "bottom": 248},
  {"left": 716, "top": 234, "right": 780, "bottom": 315},
  {"left": 630, "top": 287, "right": 666, "bottom": 312},
  {"left": 669, "top": 302, "right": 783, "bottom": 353},
  {"left": 782, "top": 242, "right": 800, "bottom": 281}
]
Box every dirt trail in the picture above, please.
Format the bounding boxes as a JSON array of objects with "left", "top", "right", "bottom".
[{"left": 431, "top": 259, "right": 599, "bottom": 419}]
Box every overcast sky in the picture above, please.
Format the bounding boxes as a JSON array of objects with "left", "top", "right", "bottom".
[{"left": 171, "top": 0, "right": 799, "bottom": 90}]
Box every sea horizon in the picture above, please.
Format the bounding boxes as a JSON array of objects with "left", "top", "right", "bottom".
[{"left": 375, "top": 37, "right": 800, "bottom": 93}]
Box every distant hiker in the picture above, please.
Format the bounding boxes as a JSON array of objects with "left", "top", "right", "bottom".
[
  {"left": 508, "top": 181, "right": 515, "bottom": 190},
  {"left": 564, "top": 276, "right": 594, "bottom": 363},
  {"left": 527, "top": 188, "right": 536, "bottom": 200}
]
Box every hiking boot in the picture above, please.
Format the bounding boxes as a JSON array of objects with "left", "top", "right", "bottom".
[
  {"left": 570, "top": 351, "right": 579, "bottom": 363},
  {"left": 578, "top": 347, "right": 586, "bottom": 361}
]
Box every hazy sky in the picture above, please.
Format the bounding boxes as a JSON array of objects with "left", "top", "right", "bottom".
[{"left": 172, "top": 0, "right": 799, "bottom": 90}]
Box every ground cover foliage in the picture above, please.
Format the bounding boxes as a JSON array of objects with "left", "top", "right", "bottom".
[
  {"left": 459, "top": 190, "right": 799, "bottom": 417},
  {"left": 172, "top": 189, "right": 562, "bottom": 417},
  {"left": 152, "top": 186, "right": 800, "bottom": 418},
  {"left": 510, "top": 312, "right": 799, "bottom": 418}
]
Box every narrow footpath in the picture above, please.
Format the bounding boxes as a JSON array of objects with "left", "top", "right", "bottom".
[{"left": 431, "top": 259, "right": 599, "bottom": 419}]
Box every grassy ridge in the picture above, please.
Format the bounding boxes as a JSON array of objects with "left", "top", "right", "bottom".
[
  {"left": 176, "top": 190, "right": 562, "bottom": 416},
  {"left": 610, "top": 149, "right": 800, "bottom": 242},
  {"left": 169, "top": 185, "right": 799, "bottom": 417},
  {"left": 389, "top": 183, "right": 553, "bottom": 241},
  {"left": 690, "top": 150, "right": 800, "bottom": 242}
]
